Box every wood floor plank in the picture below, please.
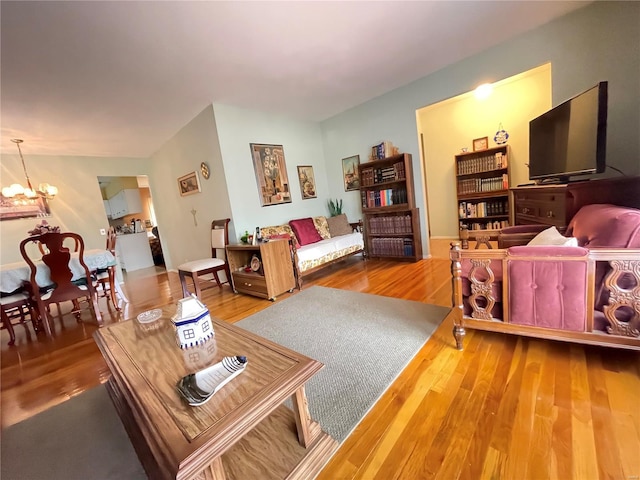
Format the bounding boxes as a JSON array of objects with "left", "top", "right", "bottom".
[
  {"left": 569, "top": 345, "right": 599, "bottom": 479},
  {"left": 458, "top": 335, "right": 510, "bottom": 479},
  {"left": 527, "top": 341, "right": 557, "bottom": 480},
  {"left": 551, "top": 342, "right": 574, "bottom": 480},
  {"left": 2, "top": 246, "right": 640, "bottom": 479},
  {"left": 505, "top": 340, "right": 545, "bottom": 479},
  {"left": 585, "top": 353, "right": 625, "bottom": 480}
]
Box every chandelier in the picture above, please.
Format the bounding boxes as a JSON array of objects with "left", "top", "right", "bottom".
[{"left": 1, "top": 139, "right": 58, "bottom": 200}]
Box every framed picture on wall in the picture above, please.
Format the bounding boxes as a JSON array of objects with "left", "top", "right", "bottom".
[
  {"left": 0, "top": 194, "right": 50, "bottom": 221},
  {"left": 249, "top": 143, "right": 292, "bottom": 206},
  {"left": 473, "top": 136, "right": 488, "bottom": 152},
  {"left": 297, "top": 165, "right": 317, "bottom": 199},
  {"left": 177, "top": 171, "right": 201, "bottom": 196},
  {"left": 342, "top": 155, "right": 360, "bottom": 191}
]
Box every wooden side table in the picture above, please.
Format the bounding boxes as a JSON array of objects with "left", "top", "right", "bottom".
[{"left": 226, "top": 240, "right": 296, "bottom": 301}]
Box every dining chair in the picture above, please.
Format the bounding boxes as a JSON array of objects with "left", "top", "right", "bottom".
[
  {"left": 94, "top": 227, "right": 119, "bottom": 308},
  {"left": 19, "top": 231, "right": 102, "bottom": 336},
  {"left": 36, "top": 235, "right": 80, "bottom": 316},
  {"left": 37, "top": 235, "right": 79, "bottom": 255},
  {"left": 177, "top": 218, "right": 232, "bottom": 299},
  {"left": 0, "top": 286, "right": 40, "bottom": 345}
]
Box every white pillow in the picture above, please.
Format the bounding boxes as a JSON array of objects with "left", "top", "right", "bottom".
[{"left": 527, "top": 226, "right": 578, "bottom": 247}]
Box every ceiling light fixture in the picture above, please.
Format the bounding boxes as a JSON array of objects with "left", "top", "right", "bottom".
[
  {"left": 1, "top": 139, "right": 58, "bottom": 200},
  {"left": 474, "top": 83, "right": 493, "bottom": 100}
]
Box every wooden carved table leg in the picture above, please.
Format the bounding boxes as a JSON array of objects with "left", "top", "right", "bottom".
[{"left": 291, "top": 385, "right": 322, "bottom": 448}]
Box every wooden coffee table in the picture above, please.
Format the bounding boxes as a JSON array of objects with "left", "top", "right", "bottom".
[{"left": 93, "top": 307, "right": 337, "bottom": 479}]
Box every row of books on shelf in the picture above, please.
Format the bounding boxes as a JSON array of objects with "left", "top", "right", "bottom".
[
  {"left": 360, "top": 161, "right": 405, "bottom": 186},
  {"left": 367, "top": 215, "right": 413, "bottom": 235},
  {"left": 458, "top": 200, "right": 508, "bottom": 219},
  {"left": 457, "top": 152, "right": 508, "bottom": 175},
  {"left": 361, "top": 187, "right": 408, "bottom": 208},
  {"left": 369, "top": 141, "right": 399, "bottom": 161},
  {"left": 369, "top": 238, "right": 414, "bottom": 257},
  {"left": 460, "top": 220, "right": 510, "bottom": 231},
  {"left": 457, "top": 174, "right": 509, "bottom": 195}
]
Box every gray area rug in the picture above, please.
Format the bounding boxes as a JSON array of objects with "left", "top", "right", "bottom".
[
  {"left": 236, "top": 286, "right": 450, "bottom": 442},
  {"left": 1, "top": 386, "right": 147, "bottom": 480},
  {"left": 1, "top": 286, "right": 449, "bottom": 479}
]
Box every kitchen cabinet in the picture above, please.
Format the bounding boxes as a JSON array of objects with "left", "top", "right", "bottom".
[
  {"left": 109, "top": 189, "right": 142, "bottom": 219},
  {"left": 115, "top": 232, "right": 154, "bottom": 272}
]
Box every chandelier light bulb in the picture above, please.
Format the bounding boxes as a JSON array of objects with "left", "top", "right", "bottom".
[
  {"left": 1, "top": 139, "right": 58, "bottom": 200},
  {"left": 10, "top": 183, "right": 25, "bottom": 196}
]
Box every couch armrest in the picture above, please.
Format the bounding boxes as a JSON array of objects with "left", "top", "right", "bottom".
[{"left": 349, "top": 220, "right": 363, "bottom": 233}]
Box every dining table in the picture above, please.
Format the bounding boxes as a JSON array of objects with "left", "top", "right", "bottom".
[{"left": 0, "top": 248, "right": 129, "bottom": 310}]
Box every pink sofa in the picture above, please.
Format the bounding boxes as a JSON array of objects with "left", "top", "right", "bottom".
[{"left": 450, "top": 204, "right": 640, "bottom": 351}]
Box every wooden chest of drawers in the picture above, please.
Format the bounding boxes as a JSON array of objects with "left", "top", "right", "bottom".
[
  {"left": 511, "top": 176, "right": 640, "bottom": 231},
  {"left": 512, "top": 187, "right": 568, "bottom": 229}
]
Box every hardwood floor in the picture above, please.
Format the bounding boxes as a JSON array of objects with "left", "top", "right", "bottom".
[{"left": 2, "top": 251, "right": 639, "bottom": 479}]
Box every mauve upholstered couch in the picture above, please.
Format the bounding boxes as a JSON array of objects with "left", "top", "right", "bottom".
[{"left": 450, "top": 204, "right": 640, "bottom": 351}]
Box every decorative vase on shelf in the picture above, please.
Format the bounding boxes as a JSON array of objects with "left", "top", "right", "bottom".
[{"left": 240, "top": 230, "right": 250, "bottom": 244}]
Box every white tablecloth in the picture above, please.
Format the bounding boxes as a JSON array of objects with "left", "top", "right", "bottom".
[{"left": 0, "top": 249, "right": 116, "bottom": 293}]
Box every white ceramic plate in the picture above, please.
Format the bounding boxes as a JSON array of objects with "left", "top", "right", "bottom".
[{"left": 137, "top": 308, "right": 162, "bottom": 324}]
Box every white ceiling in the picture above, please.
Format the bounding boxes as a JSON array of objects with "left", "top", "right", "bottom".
[{"left": 1, "top": 1, "right": 589, "bottom": 158}]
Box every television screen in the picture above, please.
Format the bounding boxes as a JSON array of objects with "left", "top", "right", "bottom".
[{"left": 529, "top": 81, "right": 607, "bottom": 182}]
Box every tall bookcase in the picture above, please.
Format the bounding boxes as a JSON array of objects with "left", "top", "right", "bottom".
[
  {"left": 358, "top": 153, "right": 422, "bottom": 262},
  {"left": 455, "top": 145, "right": 511, "bottom": 237}
]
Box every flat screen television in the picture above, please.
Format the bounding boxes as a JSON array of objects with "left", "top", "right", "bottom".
[{"left": 529, "top": 81, "right": 607, "bottom": 183}]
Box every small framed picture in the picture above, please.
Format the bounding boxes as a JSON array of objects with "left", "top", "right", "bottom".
[
  {"left": 342, "top": 155, "right": 360, "bottom": 191},
  {"left": 177, "top": 171, "right": 201, "bottom": 196},
  {"left": 473, "top": 136, "right": 488, "bottom": 152},
  {"left": 297, "top": 165, "right": 317, "bottom": 199}
]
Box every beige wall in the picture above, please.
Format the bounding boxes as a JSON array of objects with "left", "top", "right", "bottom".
[
  {"left": 0, "top": 154, "right": 150, "bottom": 264},
  {"left": 148, "top": 105, "right": 233, "bottom": 270},
  {"left": 417, "top": 64, "right": 552, "bottom": 238}
]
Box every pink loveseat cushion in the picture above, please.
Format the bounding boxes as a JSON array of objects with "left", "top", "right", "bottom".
[{"left": 508, "top": 246, "right": 589, "bottom": 331}]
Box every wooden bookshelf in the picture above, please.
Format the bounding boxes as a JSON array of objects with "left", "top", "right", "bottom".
[
  {"left": 358, "top": 153, "right": 422, "bottom": 261},
  {"left": 455, "top": 145, "right": 511, "bottom": 236}
]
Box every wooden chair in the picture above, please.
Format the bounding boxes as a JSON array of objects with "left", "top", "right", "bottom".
[
  {"left": 94, "top": 227, "right": 119, "bottom": 308},
  {"left": 37, "top": 235, "right": 79, "bottom": 255},
  {"left": 37, "top": 235, "right": 80, "bottom": 316},
  {"left": 177, "top": 219, "right": 232, "bottom": 299},
  {"left": 1, "top": 287, "right": 39, "bottom": 345},
  {"left": 20, "top": 232, "right": 102, "bottom": 336}
]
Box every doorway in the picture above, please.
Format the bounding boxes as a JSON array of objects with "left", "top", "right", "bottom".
[
  {"left": 416, "top": 64, "right": 552, "bottom": 245},
  {"left": 97, "top": 175, "right": 165, "bottom": 273}
]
